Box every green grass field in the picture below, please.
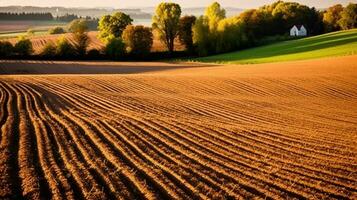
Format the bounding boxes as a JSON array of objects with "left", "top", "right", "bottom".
[
  {"left": 194, "top": 29, "right": 357, "bottom": 64},
  {"left": 0, "top": 30, "right": 49, "bottom": 39},
  {"left": 0, "top": 20, "right": 67, "bottom": 39}
]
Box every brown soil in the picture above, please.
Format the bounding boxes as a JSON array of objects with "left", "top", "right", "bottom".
[{"left": 0, "top": 56, "right": 356, "bottom": 199}]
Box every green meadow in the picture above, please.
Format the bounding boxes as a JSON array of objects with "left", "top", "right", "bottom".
[{"left": 194, "top": 29, "right": 357, "bottom": 64}]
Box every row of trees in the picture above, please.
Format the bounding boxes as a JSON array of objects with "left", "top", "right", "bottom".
[
  {"left": 192, "top": 1, "right": 326, "bottom": 56},
  {"left": 323, "top": 3, "right": 357, "bottom": 32},
  {"left": 97, "top": 12, "right": 154, "bottom": 59},
  {"left": 147, "top": 1, "right": 356, "bottom": 56},
  {"left": 1, "top": 1, "right": 356, "bottom": 60},
  {"left": 0, "top": 12, "right": 53, "bottom": 20},
  {"left": 0, "top": 38, "right": 33, "bottom": 57}
]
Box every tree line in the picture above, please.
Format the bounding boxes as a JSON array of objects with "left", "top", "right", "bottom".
[
  {"left": 95, "top": 1, "right": 357, "bottom": 58},
  {"left": 0, "top": 12, "right": 99, "bottom": 25},
  {"left": 0, "top": 12, "right": 53, "bottom": 21},
  {"left": 1, "top": 1, "right": 356, "bottom": 60}
]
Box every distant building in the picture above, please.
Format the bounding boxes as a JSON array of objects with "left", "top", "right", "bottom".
[{"left": 290, "top": 25, "right": 307, "bottom": 37}]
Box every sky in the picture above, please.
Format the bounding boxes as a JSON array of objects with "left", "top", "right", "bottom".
[{"left": 0, "top": 0, "right": 355, "bottom": 8}]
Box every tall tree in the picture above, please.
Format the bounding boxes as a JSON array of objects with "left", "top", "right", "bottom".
[
  {"left": 152, "top": 2, "right": 181, "bottom": 54},
  {"left": 192, "top": 16, "right": 210, "bottom": 56},
  {"left": 178, "top": 15, "right": 196, "bottom": 52},
  {"left": 323, "top": 4, "right": 344, "bottom": 32},
  {"left": 193, "top": 2, "right": 227, "bottom": 56},
  {"left": 98, "top": 12, "right": 133, "bottom": 43},
  {"left": 204, "top": 2, "right": 226, "bottom": 32},
  {"left": 68, "top": 19, "right": 90, "bottom": 57},
  {"left": 338, "top": 3, "right": 357, "bottom": 30}
]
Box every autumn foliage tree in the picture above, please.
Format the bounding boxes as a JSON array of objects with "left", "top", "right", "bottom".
[
  {"left": 152, "top": 2, "right": 181, "bottom": 54},
  {"left": 338, "top": 3, "right": 357, "bottom": 30},
  {"left": 122, "top": 25, "right": 153, "bottom": 57},
  {"left": 323, "top": 4, "right": 344, "bottom": 32}
]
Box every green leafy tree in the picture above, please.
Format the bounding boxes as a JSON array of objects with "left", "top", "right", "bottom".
[
  {"left": 68, "top": 19, "right": 89, "bottom": 33},
  {"left": 48, "top": 27, "right": 65, "bottom": 34},
  {"left": 178, "top": 15, "right": 196, "bottom": 52},
  {"left": 272, "top": 1, "right": 321, "bottom": 34},
  {"left": 192, "top": 16, "right": 210, "bottom": 56},
  {"left": 338, "top": 3, "right": 357, "bottom": 30},
  {"left": 216, "top": 17, "right": 246, "bottom": 53},
  {"left": 204, "top": 2, "right": 226, "bottom": 32},
  {"left": 152, "top": 2, "right": 182, "bottom": 54},
  {"left": 69, "top": 19, "right": 90, "bottom": 57},
  {"left": 105, "top": 38, "right": 125, "bottom": 60},
  {"left": 193, "top": 2, "right": 227, "bottom": 56},
  {"left": 73, "top": 33, "right": 89, "bottom": 57},
  {"left": 14, "top": 36, "right": 33, "bottom": 56},
  {"left": 55, "top": 37, "right": 76, "bottom": 58},
  {"left": 98, "top": 12, "right": 133, "bottom": 43},
  {"left": 323, "top": 4, "right": 344, "bottom": 32},
  {"left": 122, "top": 25, "right": 153, "bottom": 57},
  {"left": 0, "top": 41, "right": 14, "bottom": 57},
  {"left": 40, "top": 42, "right": 56, "bottom": 58}
]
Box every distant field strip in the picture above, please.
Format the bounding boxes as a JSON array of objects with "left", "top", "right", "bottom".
[{"left": 0, "top": 57, "right": 357, "bottom": 199}]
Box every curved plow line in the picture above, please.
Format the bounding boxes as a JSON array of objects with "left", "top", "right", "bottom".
[
  {"left": 23, "top": 84, "right": 119, "bottom": 200},
  {"left": 144, "top": 119, "right": 312, "bottom": 199},
  {"left": 18, "top": 84, "right": 77, "bottom": 200},
  {"left": 8, "top": 83, "right": 46, "bottom": 199},
  {"left": 64, "top": 104, "right": 200, "bottom": 197},
  {"left": 38, "top": 80, "right": 249, "bottom": 199},
  {"left": 111, "top": 121, "right": 248, "bottom": 199},
  {"left": 219, "top": 125, "right": 357, "bottom": 181},
  {"left": 183, "top": 121, "right": 357, "bottom": 191},
  {"left": 0, "top": 83, "right": 22, "bottom": 199},
  {"left": 37, "top": 82, "right": 300, "bottom": 198},
  {"left": 170, "top": 120, "right": 355, "bottom": 196}
]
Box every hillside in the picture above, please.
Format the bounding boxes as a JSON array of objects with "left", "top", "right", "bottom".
[{"left": 195, "top": 29, "right": 357, "bottom": 64}]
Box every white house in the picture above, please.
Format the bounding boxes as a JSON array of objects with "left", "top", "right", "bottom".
[{"left": 290, "top": 25, "right": 307, "bottom": 37}]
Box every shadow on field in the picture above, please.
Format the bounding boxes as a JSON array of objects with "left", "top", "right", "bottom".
[{"left": 0, "top": 60, "right": 214, "bottom": 75}]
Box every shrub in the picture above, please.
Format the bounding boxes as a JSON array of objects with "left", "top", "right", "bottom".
[
  {"left": 87, "top": 49, "right": 102, "bottom": 59},
  {"left": 14, "top": 37, "right": 33, "bottom": 56},
  {"left": 105, "top": 38, "right": 125, "bottom": 60},
  {"left": 122, "top": 25, "right": 153, "bottom": 57},
  {"left": 0, "top": 41, "right": 14, "bottom": 57},
  {"left": 27, "top": 29, "right": 35, "bottom": 36},
  {"left": 49, "top": 27, "right": 65, "bottom": 34},
  {"left": 40, "top": 42, "right": 56, "bottom": 58},
  {"left": 55, "top": 37, "right": 76, "bottom": 58},
  {"left": 68, "top": 19, "right": 89, "bottom": 33},
  {"left": 73, "top": 32, "right": 90, "bottom": 57}
]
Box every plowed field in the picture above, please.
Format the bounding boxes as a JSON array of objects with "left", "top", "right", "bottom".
[{"left": 0, "top": 56, "right": 356, "bottom": 199}]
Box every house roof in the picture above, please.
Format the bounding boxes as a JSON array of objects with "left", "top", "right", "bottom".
[{"left": 293, "top": 25, "right": 305, "bottom": 30}]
